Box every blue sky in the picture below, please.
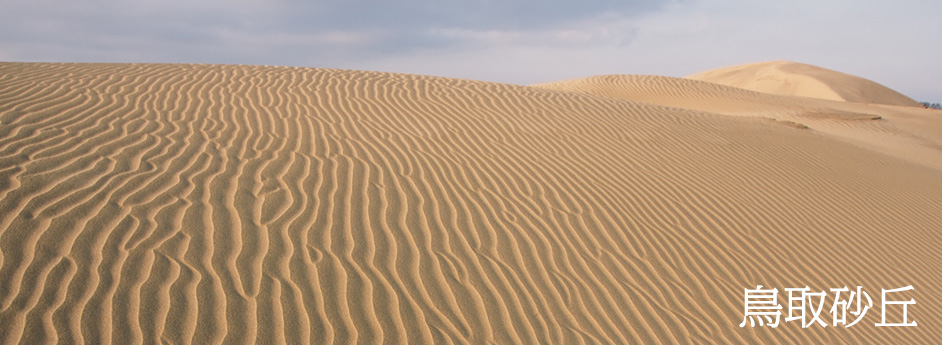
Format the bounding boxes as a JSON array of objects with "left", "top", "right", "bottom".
[{"left": 1, "top": 0, "right": 939, "bottom": 100}]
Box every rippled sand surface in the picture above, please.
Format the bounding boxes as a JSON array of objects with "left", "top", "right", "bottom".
[{"left": 1, "top": 63, "right": 940, "bottom": 344}]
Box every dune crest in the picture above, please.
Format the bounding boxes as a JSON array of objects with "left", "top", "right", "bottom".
[
  {"left": 686, "top": 61, "right": 922, "bottom": 107},
  {"left": 0, "top": 63, "right": 940, "bottom": 344}
]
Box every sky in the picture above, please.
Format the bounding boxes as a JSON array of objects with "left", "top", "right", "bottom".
[{"left": 1, "top": 0, "right": 939, "bottom": 101}]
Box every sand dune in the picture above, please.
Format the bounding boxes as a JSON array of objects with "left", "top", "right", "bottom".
[
  {"left": 0, "top": 62, "right": 940, "bottom": 344},
  {"left": 535, "top": 74, "right": 942, "bottom": 172},
  {"left": 686, "top": 61, "right": 923, "bottom": 107}
]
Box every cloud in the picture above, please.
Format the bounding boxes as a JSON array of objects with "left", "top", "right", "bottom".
[
  {"left": 429, "top": 13, "right": 639, "bottom": 49},
  {"left": 0, "top": 0, "right": 679, "bottom": 64},
  {"left": 286, "top": 0, "right": 677, "bottom": 30}
]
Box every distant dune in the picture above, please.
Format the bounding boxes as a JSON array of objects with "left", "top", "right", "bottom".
[
  {"left": 0, "top": 62, "right": 940, "bottom": 344},
  {"left": 686, "top": 60, "right": 923, "bottom": 107},
  {"left": 535, "top": 73, "right": 942, "bottom": 172}
]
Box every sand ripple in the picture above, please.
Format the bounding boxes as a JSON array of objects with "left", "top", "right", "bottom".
[{"left": 1, "top": 63, "right": 940, "bottom": 344}]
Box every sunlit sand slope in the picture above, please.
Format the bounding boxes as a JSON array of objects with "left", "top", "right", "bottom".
[
  {"left": 1, "top": 63, "right": 940, "bottom": 344},
  {"left": 686, "top": 61, "right": 922, "bottom": 107},
  {"left": 535, "top": 74, "right": 942, "bottom": 172}
]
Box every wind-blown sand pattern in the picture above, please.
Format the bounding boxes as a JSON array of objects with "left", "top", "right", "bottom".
[{"left": 0, "top": 62, "right": 940, "bottom": 344}]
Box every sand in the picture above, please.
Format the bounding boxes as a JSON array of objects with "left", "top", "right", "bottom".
[
  {"left": 0, "top": 62, "right": 940, "bottom": 344},
  {"left": 686, "top": 60, "right": 923, "bottom": 107},
  {"left": 534, "top": 74, "right": 942, "bottom": 172}
]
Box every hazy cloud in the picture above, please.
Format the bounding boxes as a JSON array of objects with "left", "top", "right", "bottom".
[{"left": 0, "top": 0, "right": 677, "bottom": 61}]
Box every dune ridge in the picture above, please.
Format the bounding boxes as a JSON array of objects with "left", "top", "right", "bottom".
[
  {"left": 685, "top": 61, "right": 922, "bottom": 107},
  {"left": 0, "top": 62, "right": 941, "bottom": 344}
]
